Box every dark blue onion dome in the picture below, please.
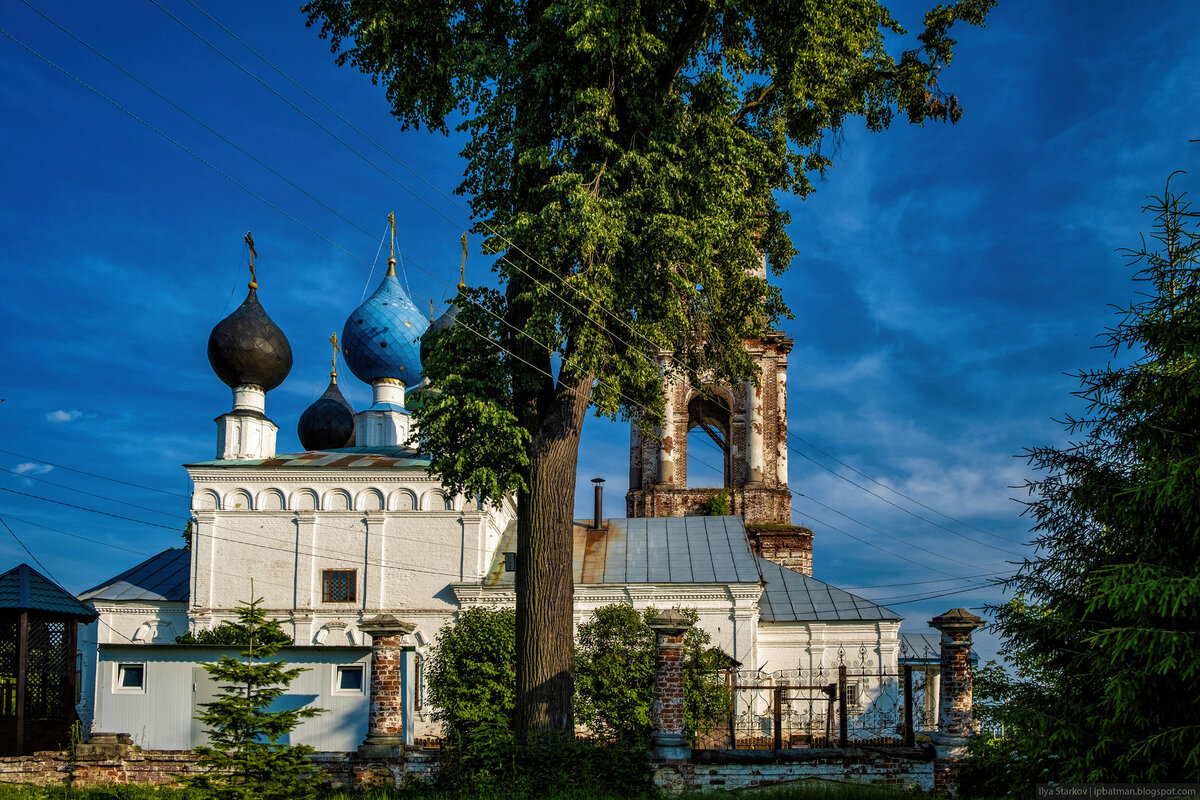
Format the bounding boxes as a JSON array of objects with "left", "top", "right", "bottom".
[
  {"left": 341, "top": 262, "right": 429, "bottom": 387},
  {"left": 420, "top": 300, "right": 460, "bottom": 367},
  {"left": 207, "top": 285, "right": 293, "bottom": 390},
  {"left": 297, "top": 377, "right": 356, "bottom": 450}
]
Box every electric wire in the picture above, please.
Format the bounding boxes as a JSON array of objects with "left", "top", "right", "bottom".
[
  {"left": 0, "top": 466, "right": 184, "bottom": 520},
  {"left": 0, "top": 20, "right": 1019, "bottom": 581},
  {"left": 4, "top": 14, "right": 1020, "bottom": 569},
  {"left": 0, "top": 448, "right": 189, "bottom": 499}
]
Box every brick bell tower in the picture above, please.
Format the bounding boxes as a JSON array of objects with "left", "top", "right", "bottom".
[{"left": 625, "top": 329, "right": 814, "bottom": 576}]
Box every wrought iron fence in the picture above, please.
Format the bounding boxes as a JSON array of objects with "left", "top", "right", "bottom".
[{"left": 696, "top": 641, "right": 944, "bottom": 751}]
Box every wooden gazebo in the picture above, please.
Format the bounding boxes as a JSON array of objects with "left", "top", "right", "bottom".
[{"left": 0, "top": 564, "right": 97, "bottom": 754}]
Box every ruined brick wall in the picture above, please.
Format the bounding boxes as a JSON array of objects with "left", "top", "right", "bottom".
[
  {"left": 626, "top": 487, "right": 791, "bottom": 525},
  {"left": 746, "top": 527, "right": 813, "bottom": 576},
  {"left": 0, "top": 749, "right": 437, "bottom": 789},
  {"left": 652, "top": 749, "right": 934, "bottom": 794}
]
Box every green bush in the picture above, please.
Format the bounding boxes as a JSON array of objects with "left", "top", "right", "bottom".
[
  {"left": 575, "top": 605, "right": 729, "bottom": 745},
  {"left": 698, "top": 490, "right": 731, "bottom": 516},
  {"left": 175, "top": 622, "right": 291, "bottom": 647}
]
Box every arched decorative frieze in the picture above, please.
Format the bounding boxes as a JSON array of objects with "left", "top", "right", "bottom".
[
  {"left": 194, "top": 489, "right": 220, "bottom": 511},
  {"left": 356, "top": 488, "right": 385, "bottom": 512},
  {"left": 314, "top": 620, "right": 355, "bottom": 646},
  {"left": 257, "top": 488, "right": 286, "bottom": 511},
  {"left": 291, "top": 488, "right": 319, "bottom": 511},
  {"left": 225, "top": 489, "right": 253, "bottom": 511},
  {"left": 388, "top": 489, "right": 417, "bottom": 511},
  {"left": 325, "top": 489, "right": 352, "bottom": 511},
  {"left": 423, "top": 490, "right": 449, "bottom": 511},
  {"left": 132, "top": 619, "right": 175, "bottom": 644}
]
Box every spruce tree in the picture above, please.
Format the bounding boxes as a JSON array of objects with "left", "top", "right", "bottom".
[
  {"left": 996, "top": 176, "right": 1200, "bottom": 782},
  {"left": 188, "top": 594, "right": 325, "bottom": 800}
]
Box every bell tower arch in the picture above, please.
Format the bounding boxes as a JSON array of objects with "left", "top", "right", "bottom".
[{"left": 626, "top": 332, "right": 813, "bottom": 574}]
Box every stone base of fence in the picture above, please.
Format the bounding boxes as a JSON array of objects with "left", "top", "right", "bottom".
[
  {"left": 0, "top": 746, "right": 439, "bottom": 789},
  {"left": 652, "top": 746, "right": 935, "bottom": 794}
]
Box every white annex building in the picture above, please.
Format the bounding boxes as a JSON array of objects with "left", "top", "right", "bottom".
[{"left": 76, "top": 244, "right": 926, "bottom": 750}]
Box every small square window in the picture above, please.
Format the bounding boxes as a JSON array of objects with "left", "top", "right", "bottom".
[
  {"left": 334, "top": 665, "right": 364, "bottom": 694},
  {"left": 322, "top": 570, "right": 357, "bottom": 603},
  {"left": 115, "top": 663, "right": 145, "bottom": 693}
]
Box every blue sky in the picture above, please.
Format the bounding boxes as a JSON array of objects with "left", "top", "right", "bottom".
[{"left": 1, "top": 0, "right": 1197, "bottom": 661}]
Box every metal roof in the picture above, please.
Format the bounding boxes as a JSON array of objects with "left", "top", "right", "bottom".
[
  {"left": 484, "top": 516, "right": 901, "bottom": 623},
  {"left": 79, "top": 548, "right": 190, "bottom": 603},
  {"left": 757, "top": 559, "right": 901, "bottom": 623},
  {"left": 186, "top": 446, "right": 431, "bottom": 469},
  {"left": 0, "top": 563, "right": 97, "bottom": 619}
]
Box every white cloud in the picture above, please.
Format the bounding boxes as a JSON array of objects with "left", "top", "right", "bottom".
[
  {"left": 13, "top": 462, "right": 52, "bottom": 476},
  {"left": 45, "top": 410, "right": 83, "bottom": 423}
]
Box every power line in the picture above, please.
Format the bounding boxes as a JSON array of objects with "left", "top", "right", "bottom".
[
  {"left": 0, "top": 512, "right": 156, "bottom": 557},
  {"left": 0, "top": 448, "right": 189, "bottom": 498},
  {"left": 2, "top": 19, "right": 1014, "bottom": 582},
  {"left": 0, "top": 466, "right": 183, "bottom": 520},
  {"left": 789, "top": 432, "right": 1022, "bottom": 544},
  {"left": 0, "top": 487, "right": 181, "bottom": 531}
]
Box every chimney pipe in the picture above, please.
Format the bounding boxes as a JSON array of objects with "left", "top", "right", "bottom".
[{"left": 591, "top": 477, "right": 605, "bottom": 529}]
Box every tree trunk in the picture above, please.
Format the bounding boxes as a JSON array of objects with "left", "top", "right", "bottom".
[{"left": 514, "top": 371, "right": 592, "bottom": 738}]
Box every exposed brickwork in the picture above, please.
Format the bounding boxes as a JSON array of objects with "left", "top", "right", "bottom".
[
  {"left": 0, "top": 749, "right": 438, "bottom": 789},
  {"left": 367, "top": 633, "right": 405, "bottom": 738},
  {"left": 653, "top": 639, "right": 686, "bottom": 737},
  {"left": 652, "top": 749, "right": 934, "bottom": 794},
  {"left": 626, "top": 487, "right": 792, "bottom": 525},
  {"left": 746, "top": 527, "right": 814, "bottom": 576},
  {"left": 928, "top": 608, "right": 985, "bottom": 797},
  {"left": 628, "top": 333, "right": 795, "bottom": 530}
]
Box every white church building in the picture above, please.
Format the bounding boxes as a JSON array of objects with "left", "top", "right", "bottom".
[{"left": 76, "top": 242, "right": 907, "bottom": 750}]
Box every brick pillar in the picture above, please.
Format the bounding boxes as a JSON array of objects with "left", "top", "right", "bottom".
[
  {"left": 359, "top": 614, "right": 416, "bottom": 758},
  {"left": 929, "top": 608, "right": 984, "bottom": 796},
  {"left": 648, "top": 610, "right": 693, "bottom": 761}
]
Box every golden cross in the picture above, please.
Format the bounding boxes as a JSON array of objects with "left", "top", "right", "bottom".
[
  {"left": 245, "top": 231, "right": 258, "bottom": 288},
  {"left": 329, "top": 333, "right": 340, "bottom": 380},
  {"left": 388, "top": 211, "right": 396, "bottom": 260},
  {"left": 459, "top": 231, "right": 468, "bottom": 290}
]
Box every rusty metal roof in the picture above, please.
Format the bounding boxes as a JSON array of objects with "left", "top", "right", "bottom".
[
  {"left": 186, "top": 446, "right": 430, "bottom": 469},
  {"left": 484, "top": 516, "right": 901, "bottom": 623}
]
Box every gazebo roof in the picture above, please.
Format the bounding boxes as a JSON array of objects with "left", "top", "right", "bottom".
[{"left": 0, "top": 563, "right": 97, "bottom": 620}]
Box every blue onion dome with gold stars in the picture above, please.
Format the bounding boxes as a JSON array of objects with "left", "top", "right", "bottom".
[
  {"left": 342, "top": 260, "right": 428, "bottom": 387},
  {"left": 207, "top": 245, "right": 292, "bottom": 390},
  {"left": 297, "top": 335, "right": 356, "bottom": 450}
]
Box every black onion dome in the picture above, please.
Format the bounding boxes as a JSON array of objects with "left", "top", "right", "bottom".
[
  {"left": 420, "top": 302, "right": 460, "bottom": 367},
  {"left": 297, "top": 379, "right": 356, "bottom": 451},
  {"left": 207, "top": 288, "right": 293, "bottom": 390}
]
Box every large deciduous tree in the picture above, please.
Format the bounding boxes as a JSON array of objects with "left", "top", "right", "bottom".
[
  {"left": 304, "top": 0, "right": 992, "bottom": 737},
  {"left": 993, "top": 178, "right": 1200, "bottom": 783}
]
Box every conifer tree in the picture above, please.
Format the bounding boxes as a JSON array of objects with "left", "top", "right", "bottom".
[
  {"left": 188, "top": 593, "right": 325, "bottom": 800},
  {"left": 996, "top": 176, "right": 1200, "bottom": 782}
]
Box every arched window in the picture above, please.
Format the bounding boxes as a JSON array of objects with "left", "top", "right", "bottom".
[{"left": 685, "top": 392, "right": 732, "bottom": 488}]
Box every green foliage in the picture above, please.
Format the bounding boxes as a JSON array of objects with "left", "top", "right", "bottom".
[
  {"left": 425, "top": 605, "right": 518, "bottom": 776},
  {"left": 175, "top": 622, "right": 292, "bottom": 647},
  {"left": 186, "top": 595, "right": 324, "bottom": 800},
  {"left": 574, "top": 604, "right": 729, "bottom": 744},
  {"left": 991, "top": 178, "right": 1200, "bottom": 783},
  {"left": 698, "top": 490, "right": 731, "bottom": 516},
  {"left": 305, "top": 0, "right": 995, "bottom": 508}
]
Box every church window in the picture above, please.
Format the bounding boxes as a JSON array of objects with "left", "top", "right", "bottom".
[
  {"left": 334, "top": 664, "right": 364, "bottom": 694},
  {"left": 322, "top": 570, "right": 357, "bottom": 603},
  {"left": 115, "top": 662, "right": 145, "bottom": 693}
]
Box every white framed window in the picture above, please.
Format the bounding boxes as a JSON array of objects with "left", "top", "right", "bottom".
[
  {"left": 114, "top": 662, "right": 146, "bottom": 694},
  {"left": 333, "top": 664, "right": 365, "bottom": 695}
]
